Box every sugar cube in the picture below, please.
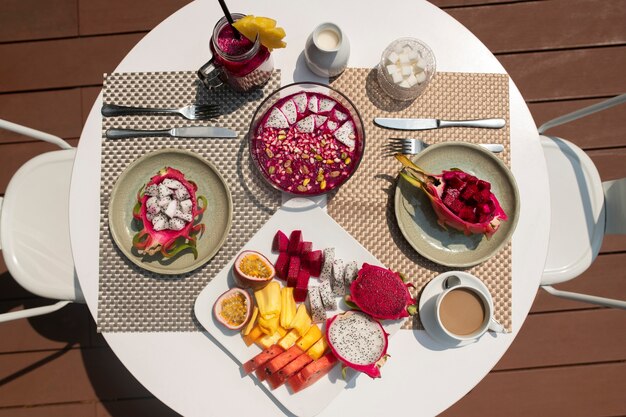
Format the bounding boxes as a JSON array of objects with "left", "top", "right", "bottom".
[
  {"left": 401, "top": 65, "right": 413, "bottom": 76},
  {"left": 408, "top": 49, "right": 419, "bottom": 62},
  {"left": 399, "top": 79, "right": 411, "bottom": 88},
  {"left": 416, "top": 71, "right": 427, "bottom": 83},
  {"left": 386, "top": 51, "right": 399, "bottom": 64},
  {"left": 406, "top": 73, "right": 418, "bottom": 87},
  {"left": 417, "top": 57, "right": 427, "bottom": 68},
  {"left": 398, "top": 53, "right": 410, "bottom": 64},
  {"left": 386, "top": 64, "right": 399, "bottom": 75},
  {"left": 391, "top": 71, "right": 403, "bottom": 84},
  {"left": 394, "top": 43, "right": 404, "bottom": 53}
]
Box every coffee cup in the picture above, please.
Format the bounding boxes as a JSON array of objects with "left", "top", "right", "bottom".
[{"left": 434, "top": 275, "right": 505, "bottom": 342}]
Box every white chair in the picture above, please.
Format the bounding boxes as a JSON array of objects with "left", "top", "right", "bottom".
[
  {"left": 0, "top": 119, "right": 83, "bottom": 323},
  {"left": 539, "top": 94, "right": 626, "bottom": 309}
]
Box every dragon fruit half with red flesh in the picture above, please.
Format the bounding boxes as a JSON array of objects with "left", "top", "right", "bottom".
[
  {"left": 132, "top": 167, "right": 207, "bottom": 259},
  {"left": 396, "top": 154, "right": 507, "bottom": 238},
  {"left": 345, "top": 263, "right": 417, "bottom": 320},
  {"left": 326, "top": 311, "right": 389, "bottom": 379}
]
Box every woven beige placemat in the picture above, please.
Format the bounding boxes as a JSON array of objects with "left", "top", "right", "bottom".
[
  {"left": 328, "top": 68, "right": 512, "bottom": 330},
  {"left": 98, "top": 71, "right": 282, "bottom": 332}
]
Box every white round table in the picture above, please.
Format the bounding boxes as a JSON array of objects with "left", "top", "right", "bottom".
[{"left": 70, "top": 0, "right": 550, "bottom": 415}]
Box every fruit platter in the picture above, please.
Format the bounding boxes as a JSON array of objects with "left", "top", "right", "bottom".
[
  {"left": 108, "top": 149, "right": 233, "bottom": 274},
  {"left": 194, "top": 198, "right": 411, "bottom": 416},
  {"left": 249, "top": 82, "right": 365, "bottom": 195}
]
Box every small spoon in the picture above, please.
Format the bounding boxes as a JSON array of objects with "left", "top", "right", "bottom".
[{"left": 443, "top": 275, "right": 461, "bottom": 290}]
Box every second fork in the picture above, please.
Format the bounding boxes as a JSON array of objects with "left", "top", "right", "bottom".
[{"left": 101, "top": 103, "right": 220, "bottom": 120}]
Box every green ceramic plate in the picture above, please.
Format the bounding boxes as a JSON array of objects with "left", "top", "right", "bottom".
[
  {"left": 394, "top": 142, "right": 520, "bottom": 267},
  {"left": 108, "top": 149, "right": 233, "bottom": 275}
]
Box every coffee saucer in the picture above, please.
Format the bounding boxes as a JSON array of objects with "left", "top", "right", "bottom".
[{"left": 418, "top": 271, "right": 492, "bottom": 348}]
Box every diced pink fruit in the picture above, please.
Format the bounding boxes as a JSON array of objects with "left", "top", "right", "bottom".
[
  {"left": 458, "top": 206, "right": 475, "bottom": 222},
  {"left": 275, "top": 252, "right": 290, "bottom": 280},
  {"left": 287, "top": 256, "right": 301, "bottom": 287},
  {"left": 304, "top": 250, "right": 323, "bottom": 277},
  {"left": 294, "top": 270, "right": 310, "bottom": 302},
  {"left": 461, "top": 184, "right": 479, "bottom": 201},
  {"left": 288, "top": 230, "right": 303, "bottom": 255},
  {"left": 477, "top": 179, "right": 491, "bottom": 191},
  {"left": 273, "top": 230, "right": 289, "bottom": 252},
  {"left": 301, "top": 241, "right": 313, "bottom": 255}
]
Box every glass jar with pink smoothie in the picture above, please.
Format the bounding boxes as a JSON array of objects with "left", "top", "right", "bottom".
[{"left": 198, "top": 13, "right": 274, "bottom": 92}]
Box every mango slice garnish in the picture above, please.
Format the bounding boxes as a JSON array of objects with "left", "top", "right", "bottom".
[{"left": 233, "top": 15, "right": 287, "bottom": 51}]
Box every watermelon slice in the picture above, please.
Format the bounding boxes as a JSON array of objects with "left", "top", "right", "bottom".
[
  {"left": 242, "top": 344, "right": 284, "bottom": 374},
  {"left": 267, "top": 352, "right": 313, "bottom": 390},
  {"left": 287, "top": 352, "right": 338, "bottom": 393}
]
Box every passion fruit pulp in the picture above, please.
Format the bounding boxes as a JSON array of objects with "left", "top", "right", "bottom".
[
  {"left": 213, "top": 288, "right": 253, "bottom": 330},
  {"left": 233, "top": 250, "right": 276, "bottom": 290}
]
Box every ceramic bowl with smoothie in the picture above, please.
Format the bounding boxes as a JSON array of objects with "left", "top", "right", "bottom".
[{"left": 249, "top": 82, "right": 365, "bottom": 195}]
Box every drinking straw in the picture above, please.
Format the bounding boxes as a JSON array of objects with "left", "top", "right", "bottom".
[{"left": 217, "top": 0, "right": 241, "bottom": 39}]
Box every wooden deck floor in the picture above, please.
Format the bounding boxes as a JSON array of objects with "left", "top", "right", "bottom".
[{"left": 1, "top": 0, "right": 625, "bottom": 415}]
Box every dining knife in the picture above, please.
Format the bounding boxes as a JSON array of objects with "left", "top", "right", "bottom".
[
  {"left": 374, "top": 117, "right": 506, "bottom": 130},
  {"left": 105, "top": 126, "right": 238, "bottom": 139}
]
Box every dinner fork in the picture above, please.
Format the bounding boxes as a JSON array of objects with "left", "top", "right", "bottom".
[
  {"left": 101, "top": 103, "right": 221, "bottom": 120},
  {"left": 388, "top": 138, "right": 504, "bottom": 154}
]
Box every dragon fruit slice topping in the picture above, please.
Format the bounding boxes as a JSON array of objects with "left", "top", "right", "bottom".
[
  {"left": 292, "top": 92, "right": 308, "bottom": 114},
  {"left": 264, "top": 107, "right": 290, "bottom": 129},
  {"left": 296, "top": 115, "right": 315, "bottom": 133},
  {"left": 345, "top": 263, "right": 417, "bottom": 320},
  {"left": 326, "top": 311, "right": 389, "bottom": 379},
  {"left": 132, "top": 167, "right": 207, "bottom": 259},
  {"left": 333, "top": 121, "right": 356, "bottom": 148},
  {"left": 333, "top": 109, "right": 348, "bottom": 121},
  {"left": 396, "top": 154, "right": 508, "bottom": 238},
  {"left": 307, "top": 95, "right": 319, "bottom": 113},
  {"left": 318, "top": 97, "right": 337, "bottom": 113},
  {"left": 313, "top": 115, "right": 328, "bottom": 128},
  {"left": 280, "top": 99, "right": 298, "bottom": 125},
  {"left": 324, "top": 120, "right": 338, "bottom": 133}
]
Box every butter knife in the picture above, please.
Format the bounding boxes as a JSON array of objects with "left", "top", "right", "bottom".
[
  {"left": 105, "top": 126, "right": 238, "bottom": 140},
  {"left": 374, "top": 117, "right": 505, "bottom": 130}
]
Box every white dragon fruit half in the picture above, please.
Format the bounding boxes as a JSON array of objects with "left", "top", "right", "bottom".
[
  {"left": 326, "top": 311, "right": 389, "bottom": 379},
  {"left": 296, "top": 115, "right": 315, "bottom": 133},
  {"left": 280, "top": 99, "right": 298, "bottom": 125},
  {"left": 264, "top": 107, "right": 290, "bottom": 129}
]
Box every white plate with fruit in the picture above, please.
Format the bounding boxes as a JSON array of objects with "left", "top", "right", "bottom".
[{"left": 194, "top": 198, "right": 414, "bottom": 416}]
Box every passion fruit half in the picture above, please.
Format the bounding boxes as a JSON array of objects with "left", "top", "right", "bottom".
[
  {"left": 213, "top": 288, "right": 253, "bottom": 330},
  {"left": 233, "top": 250, "right": 276, "bottom": 290}
]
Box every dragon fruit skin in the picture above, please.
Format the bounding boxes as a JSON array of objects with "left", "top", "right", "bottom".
[
  {"left": 396, "top": 154, "right": 508, "bottom": 239},
  {"left": 326, "top": 311, "right": 389, "bottom": 379},
  {"left": 132, "top": 167, "right": 206, "bottom": 259},
  {"left": 346, "top": 263, "right": 417, "bottom": 320}
]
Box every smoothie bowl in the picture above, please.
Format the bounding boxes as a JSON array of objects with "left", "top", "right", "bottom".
[{"left": 249, "top": 82, "right": 365, "bottom": 195}]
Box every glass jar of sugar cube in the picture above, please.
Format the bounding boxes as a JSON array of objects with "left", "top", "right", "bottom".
[{"left": 376, "top": 38, "right": 436, "bottom": 101}]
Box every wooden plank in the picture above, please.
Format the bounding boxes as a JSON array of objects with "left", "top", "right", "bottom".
[
  {"left": 0, "top": 348, "right": 150, "bottom": 407},
  {"left": 446, "top": 0, "right": 626, "bottom": 53},
  {"left": 588, "top": 147, "right": 626, "bottom": 181},
  {"left": 95, "top": 398, "right": 179, "bottom": 417},
  {"left": 79, "top": 0, "right": 190, "bottom": 36},
  {"left": 442, "top": 362, "right": 626, "bottom": 417},
  {"left": 529, "top": 97, "right": 626, "bottom": 150},
  {"left": 0, "top": 140, "right": 79, "bottom": 195},
  {"left": 0, "top": 302, "right": 92, "bottom": 354},
  {"left": 0, "top": 89, "right": 83, "bottom": 144},
  {"left": 494, "top": 309, "right": 626, "bottom": 370},
  {"left": 532, "top": 253, "right": 626, "bottom": 313},
  {"left": 0, "top": 0, "right": 78, "bottom": 43},
  {"left": 499, "top": 46, "right": 626, "bottom": 102},
  {"left": 0, "top": 403, "right": 95, "bottom": 417},
  {"left": 0, "top": 34, "right": 143, "bottom": 93}
]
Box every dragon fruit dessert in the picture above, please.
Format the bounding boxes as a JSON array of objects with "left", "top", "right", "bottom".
[
  {"left": 396, "top": 154, "right": 508, "bottom": 238},
  {"left": 251, "top": 84, "right": 364, "bottom": 195},
  {"left": 326, "top": 311, "right": 389, "bottom": 378},
  {"left": 345, "top": 263, "right": 417, "bottom": 320},
  {"left": 132, "top": 167, "right": 207, "bottom": 259}
]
